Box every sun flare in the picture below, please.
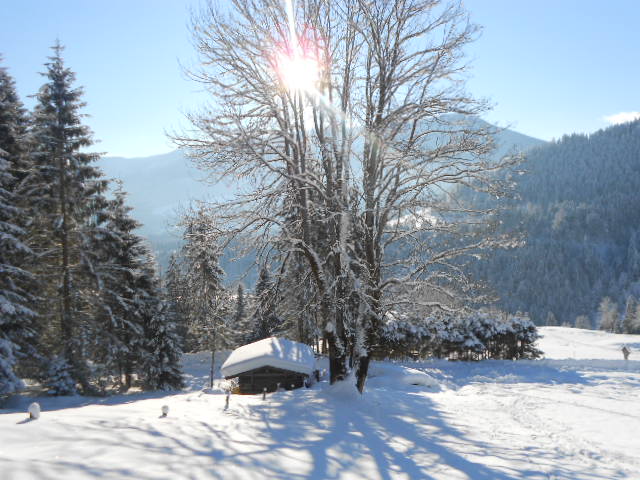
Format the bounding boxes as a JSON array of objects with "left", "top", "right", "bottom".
[{"left": 276, "top": 53, "right": 319, "bottom": 92}]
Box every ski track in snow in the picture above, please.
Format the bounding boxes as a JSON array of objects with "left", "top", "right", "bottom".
[{"left": 1, "top": 328, "right": 640, "bottom": 479}]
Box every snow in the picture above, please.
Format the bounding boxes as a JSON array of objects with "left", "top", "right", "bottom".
[
  {"left": 27, "top": 402, "right": 40, "bottom": 420},
  {"left": 537, "top": 326, "right": 640, "bottom": 360},
  {"left": 1, "top": 327, "right": 640, "bottom": 479},
  {"left": 220, "top": 337, "right": 316, "bottom": 378}
]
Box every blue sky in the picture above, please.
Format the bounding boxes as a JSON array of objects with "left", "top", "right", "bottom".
[{"left": 1, "top": 0, "right": 639, "bottom": 157}]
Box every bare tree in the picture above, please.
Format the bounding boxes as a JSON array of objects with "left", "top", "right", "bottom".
[{"left": 175, "top": 0, "right": 520, "bottom": 392}]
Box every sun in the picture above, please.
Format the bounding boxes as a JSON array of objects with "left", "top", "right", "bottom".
[{"left": 276, "top": 52, "right": 319, "bottom": 93}]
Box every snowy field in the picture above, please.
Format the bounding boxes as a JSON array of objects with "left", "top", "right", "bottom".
[{"left": 1, "top": 327, "right": 639, "bottom": 479}]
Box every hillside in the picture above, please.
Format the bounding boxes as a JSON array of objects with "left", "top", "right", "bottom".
[
  {"left": 2, "top": 327, "right": 639, "bottom": 479},
  {"left": 468, "top": 119, "right": 640, "bottom": 325},
  {"left": 98, "top": 122, "right": 544, "bottom": 275}
]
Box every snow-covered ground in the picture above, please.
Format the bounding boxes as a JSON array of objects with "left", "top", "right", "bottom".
[{"left": 1, "top": 327, "right": 639, "bottom": 479}]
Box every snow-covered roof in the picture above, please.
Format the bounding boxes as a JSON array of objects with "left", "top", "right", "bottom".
[{"left": 220, "top": 337, "right": 316, "bottom": 378}]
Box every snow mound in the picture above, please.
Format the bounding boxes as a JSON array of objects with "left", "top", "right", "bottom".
[
  {"left": 322, "top": 373, "right": 363, "bottom": 402},
  {"left": 220, "top": 337, "right": 316, "bottom": 378},
  {"left": 367, "top": 362, "right": 442, "bottom": 391},
  {"left": 400, "top": 370, "right": 440, "bottom": 388}
]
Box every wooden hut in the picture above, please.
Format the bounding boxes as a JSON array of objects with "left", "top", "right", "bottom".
[{"left": 220, "top": 337, "right": 316, "bottom": 394}]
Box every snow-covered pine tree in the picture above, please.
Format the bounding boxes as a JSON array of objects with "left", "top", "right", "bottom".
[
  {"left": 545, "top": 311, "right": 558, "bottom": 327},
  {"left": 622, "top": 296, "right": 636, "bottom": 334},
  {"left": 180, "top": 208, "right": 228, "bottom": 387},
  {"left": 277, "top": 251, "right": 318, "bottom": 346},
  {"left": 0, "top": 153, "right": 35, "bottom": 395},
  {"left": 44, "top": 355, "right": 77, "bottom": 396},
  {"left": 632, "top": 303, "right": 640, "bottom": 335},
  {"left": 230, "top": 283, "right": 252, "bottom": 346},
  {"left": 0, "top": 61, "right": 36, "bottom": 395},
  {"left": 234, "top": 284, "right": 245, "bottom": 327},
  {"left": 142, "top": 294, "right": 184, "bottom": 391},
  {"left": 26, "top": 43, "right": 110, "bottom": 392},
  {"left": 164, "top": 251, "right": 188, "bottom": 350},
  {"left": 0, "top": 57, "right": 31, "bottom": 186},
  {"left": 248, "top": 266, "right": 285, "bottom": 342},
  {"left": 575, "top": 315, "right": 592, "bottom": 330},
  {"left": 89, "top": 186, "right": 150, "bottom": 391},
  {"left": 598, "top": 297, "right": 618, "bottom": 333}
]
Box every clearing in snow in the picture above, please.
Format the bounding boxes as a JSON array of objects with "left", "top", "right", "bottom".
[{"left": 1, "top": 327, "right": 639, "bottom": 479}]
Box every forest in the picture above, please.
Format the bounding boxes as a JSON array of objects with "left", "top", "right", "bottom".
[{"left": 467, "top": 119, "right": 640, "bottom": 331}]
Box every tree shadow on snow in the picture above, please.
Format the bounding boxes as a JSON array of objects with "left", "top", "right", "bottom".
[
  {"left": 12, "top": 382, "right": 618, "bottom": 480},
  {"left": 0, "top": 389, "right": 190, "bottom": 415},
  {"left": 401, "top": 359, "right": 624, "bottom": 388}
]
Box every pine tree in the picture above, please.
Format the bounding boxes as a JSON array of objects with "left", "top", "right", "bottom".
[
  {"left": 231, "top": 283, "right": 250, "bottom": 345},
  {"left": 234, "top": 284, "right": 245, "bottom": 326},
  {"left": 0, "top": 61, "right": 36, "bottom": 395},
  {"left": 0, "top": 56, "right": 30, "bottom": 185},
  {"left": 622, "top": 295, "right": 636, "bottom": 334},
  {"left": 598, "top": 297, "right": 618, "bottom": 333},
  {"left": 545, "top": 311, "right": 558, "bottom": 327},
  {"left": 632, "top": 303, "right": 640, "bottom": 335},
  {"left": 180, "top": 208, "right": 227, "bottom": 387},
  {"left": 164, "top": 251, "right": 188, "bottom": 350},
  {"left": 142, "top": 295, "right": 184, "bottom": 391},
  {"left": 26, "top": 43, "right": 110, "bottom": 392},
  {"left": 575, "top": 315, "right": 592, "bottom": 330},
  {"left": 248, "top": 266, "right": 284, "bottom": 342},
  {"left": 90, "top": 186, "right": 149, "bottom": 390}
]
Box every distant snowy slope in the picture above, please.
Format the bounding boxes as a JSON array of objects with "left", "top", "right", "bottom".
[{"left": 538, "top": 326, "right": 640, "bottom": 360}]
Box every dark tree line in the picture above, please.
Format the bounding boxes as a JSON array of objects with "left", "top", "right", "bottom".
[{"left": 0, "top": 46, "right": 182, "bottom": 396}]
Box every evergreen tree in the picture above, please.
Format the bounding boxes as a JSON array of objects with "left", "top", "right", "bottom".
[
  {"left": 181, "top": 209, "right": 227, "bottom": 351},
  {"left": 231, "top": 283, "right": 251, "bottom": 345},
  {"left": 632, "top": 303, "right": 640, "bottom": 335},
  {"left": 91, "top": 186, "right": 149, "bottom": 390},
  {"left": 248, "top": 266, "right": 284, "bottom": 342},
  {"left": 164, "top": 251, "right": 188, "bottom": 350},
  {"left": 26, "top": 43, "right": 109, "bottom": 392},
  {"left": 598, "top": 297, "right": 618, "bottom": 333},
  {"left": 0, "top": 56, "right": 30, "bottom": 185},
  {"left": 180, "top": 208, "right": 227, "bottom": 387},
  {"left": 0, "top": 61, "right": 36, "bottom": 394},
  {"left": 622, "top": 295, "right": 636, "bottom": 334},
  {"left": 234, "top": 284, "right": 245, "bottom": 326},
  {"left": 142, "top": 297, "right": 184, "bottom": 390},
  {"left": 575, "top": 315, "right": 592, "bottom": 330},
  {"left": 545, "top": 311, "right": 558, "bottom": 327}
]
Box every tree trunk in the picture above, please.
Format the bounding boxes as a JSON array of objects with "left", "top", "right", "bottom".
[
  {"left": 209, "top": 349, "right": 215, "bottom": 389},
  {"left": 355, "top": 355, "right": 370, "bottom": 393}
]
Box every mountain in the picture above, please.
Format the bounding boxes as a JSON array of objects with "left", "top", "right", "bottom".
[
  {"left": 469, "top": 119, "right": 640, "bottom": 325},
  {"left": 99, "top": 122, "right": 545, "bottom": 279},
  {"left": 99, "top": 150, "right": 237, "bottom": 270}
]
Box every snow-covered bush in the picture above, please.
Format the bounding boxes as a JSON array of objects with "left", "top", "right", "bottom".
[
  {"left": 43, "top": 356, "right": 77, "bottom": 396},
  {"left": 378, "top": 311, "right": 541, "bottom": 361}
]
